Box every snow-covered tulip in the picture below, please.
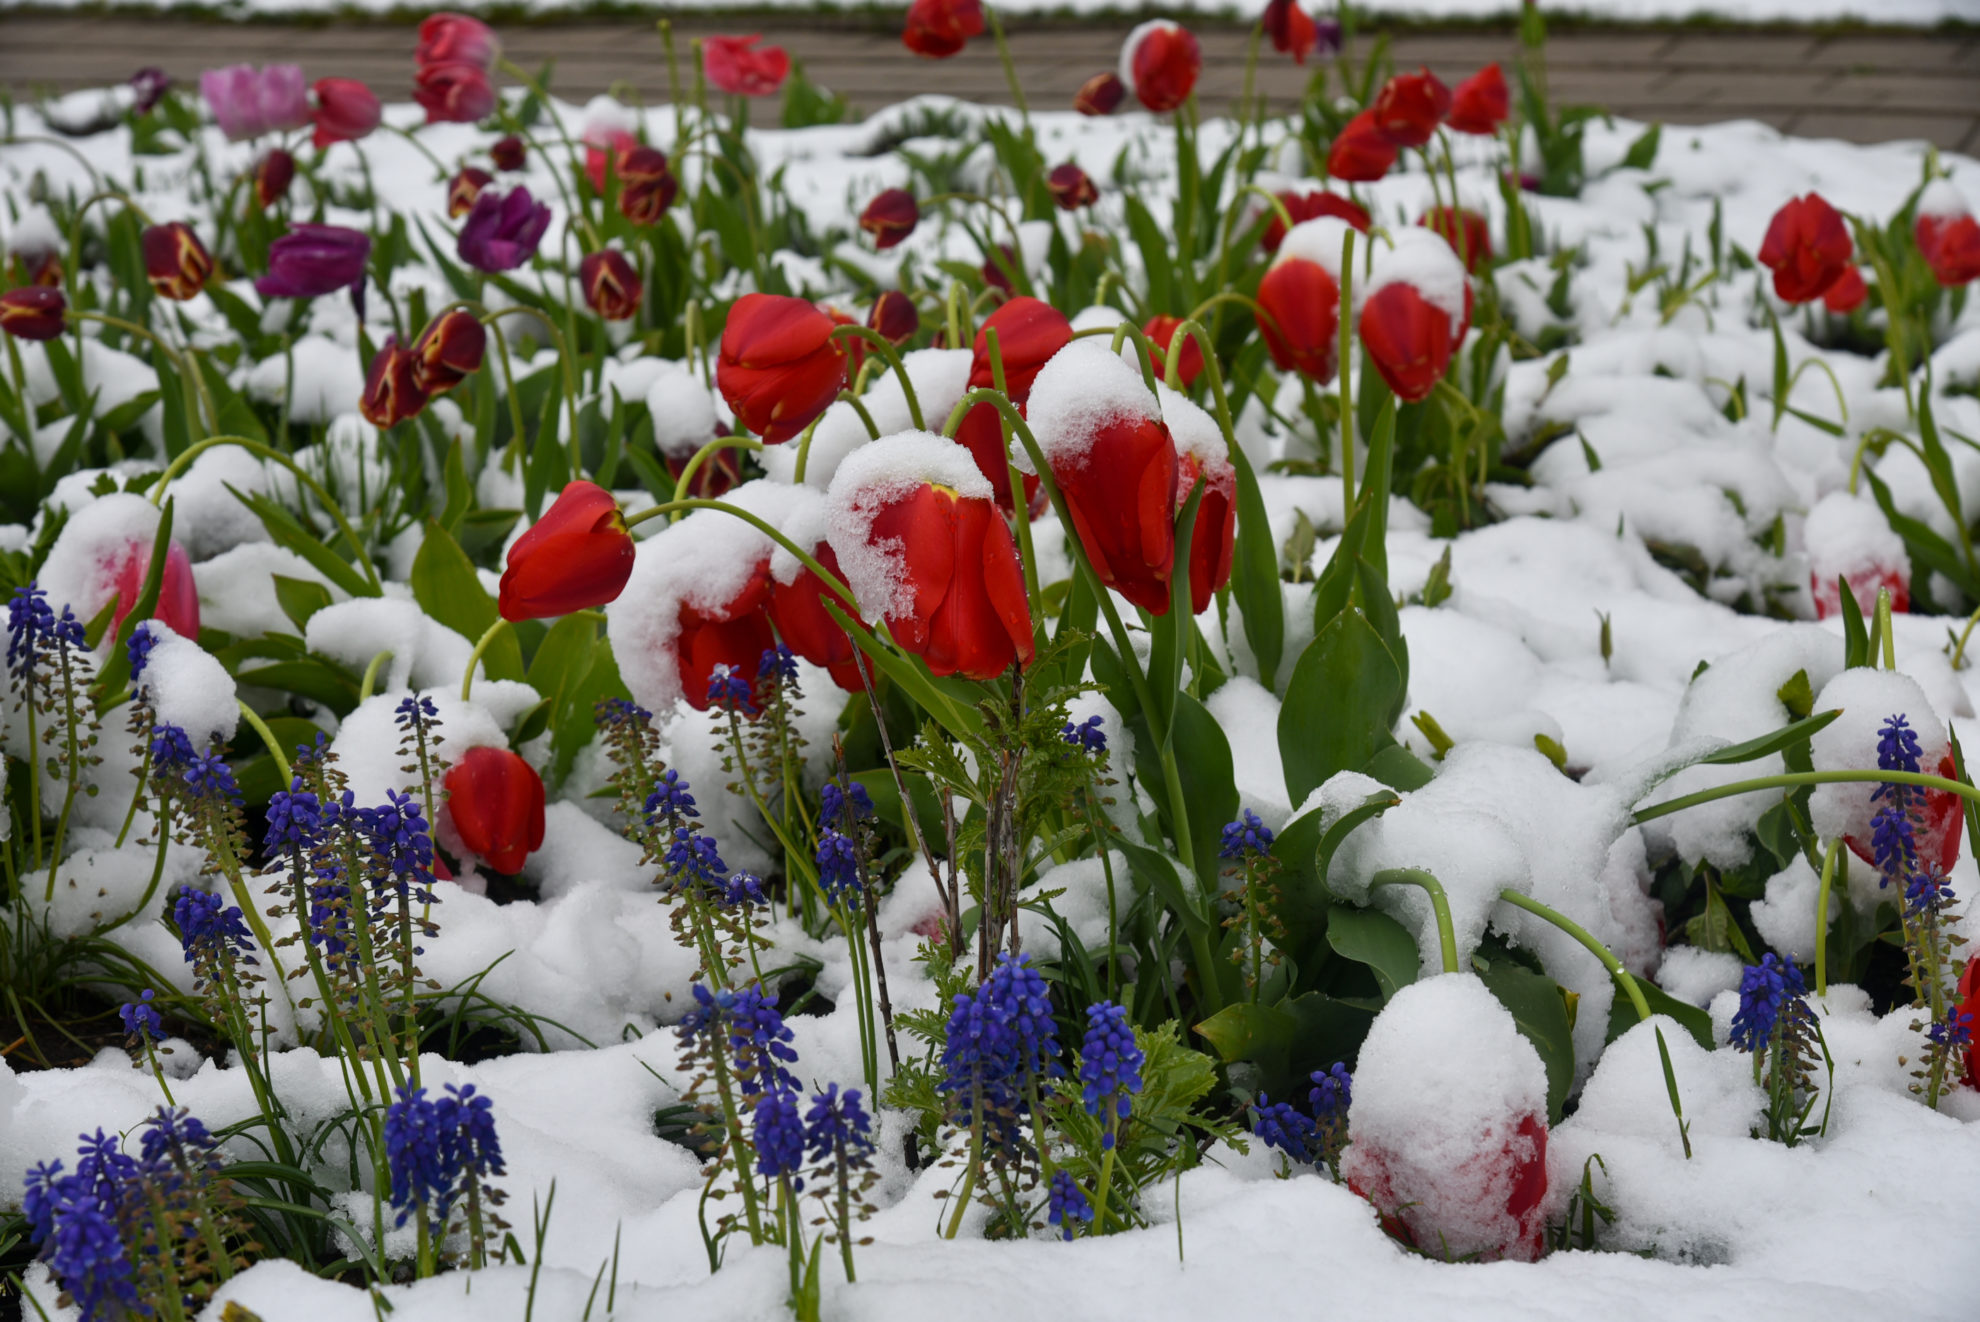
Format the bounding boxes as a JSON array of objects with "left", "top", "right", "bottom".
[
  {"left": 1328, "top": 109, "right": 1398, "bottom": 183},
  {"left": 1359, "top": 229, "right": 1472, "bottom": 402},
  {"left": 1121, "top": 21, "right": 1200, "bottom": 114},
  {"left": 1175, "top": 430, "right": 1236, "bottom": 613},
  {"left": 499, "top": 480, "right": 636, "bottom": 621},
  {"left": 581, "top": 249, "right": 641, "bottom": 322},
  {"left": 309, "top": 77, "right": 381, "bottom": 149},
  {"left": 490, "top": 134, "right": 526, "bottom": 172},
  {"left": 1805, "top": 490, "right": 1909, "bottom": 620},
  {"left": 860, "top": 189, "right": 920, "bottom": 249},
  {"left": 1261, "top": 189, "right": 1369, "bottom": 254},
  {"left": 0, "top": 288, "right": 64, "bottom": 341},
  {"left": 448, "top": 166, "right": 493, "bottom": 218},
  {"left": 458, "top": 186, "right": 550, "bottom": 273},
  {"left": 717, "top": 293, "right": 848, "bottom": 444},
  {"left": 1047, "top": 163, "right": 1098, "bottom": 211},
  {"left": 414, "top": 61, "right": 496, "bottom": 125},
  {"left": 956, "top": 295, "right": 1072, "bottom": 512},
  {"left": 199, "top": 64, "right": 310, "bottom": 141},
  {"left": 1916, "top": 181, "right": 1980, "bottom": 288},
  {"left": 141, "top": 223, "right": 213, "bottom": 301},
  {"left": 825, "top": 432, "right": 1034, "bottom": 680},
  {"left": 416, "top": 12, "right": 499, "bottom": 70},
  {"left": 869, "top": 290, "right": 919, "bottom": 343},
  {"left": 1958, "top": 955, "right": 1980, "bottom": 1090},
  {"left": 1029, "top": 340, "right": 1179, "bottom": 614},
  {"left": 902, "top": 0, "right": 985, "bottom": 59},
  {"left": 254, "top": 149, "right": 296, "bottom": 210},
  {"left": 1823, "top": 264, "right": 1868, "bottom": 314},
  {"left": 1447, "top": 63, "right": 1509, "bottom": 135},
  {"left": 1341, "top": 974, "right": 1550, "bottom": 1263},
  {"left": 1254, "top": 218, "right": 1346, "bottom": 384},
  {"left": 1074, "top": 71, "right": 1125, "bottom": 116},
  {"left": 443, "top": 747, "right": 545, "bottom": 876},
  {"left": 617, "top": 146, "right": 679, "bottom": 225},
  {"left": 254, "top": 224, "right": 371, "bottom": 300},
  {"left": 360, "top": 338, "right": 429, "bottom": 429},
  {"left": 111, "top": 540, "right": 200, "bottom": 640},
  {"left": 1420, "top": 205, "right": 1492, "bottom": 273},
  {"left": 679, "top": 565, "right": 778, "bottom": 712},
  {"left": 1757, "top": 193, "right": 1852, "bottom": 304},
  {"left": 767, "top": 530, "right": 864, "bottom": 692},
  {"left": 1371, "top": 67, "right": 1451, "bottom": 148},
  {"left": 1144, "top": 314, "right": 1203, "bottom": 388},
  {"left": 1809, "top": 672, "right": 1964, "bottom": 896},
  {"left": 704, "top": 35, "right": 790, "bottom": 97},
  {"left": 412, "top": 308, "right": 486, "bottom": 394},
  {"left": 1262, "top": 0, "right": 1319, "bottom": 63}
]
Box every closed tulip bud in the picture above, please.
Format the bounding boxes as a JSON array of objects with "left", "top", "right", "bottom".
[
  {"left": 1047, "top": 163, "right": 1098, "bottom": 211},
  {"left": 1263, "top": 0, "right": 1319, "bottom": 63},
  {"left": 766, "top": 527, "right": 865, "bottom": 692},
  {"left": 581, "top": 249, "right": 642, "bottom": 322},
  {"left": 416, "top": 13, "right": 499, "bottom": 70},
  {"left": 414, "top": 61, "right": 496, "bottom": 125},
  {"left": 1121, "top": 20, "right": 1201, "bottom": 114},
  {"left": 1419, "top": 205, "right": 1492, "bottom": 273},
  {"left": 869, "top": 290, "right": 919, "bottom": 344},
  {"left": 256, "top": 223, "right": 370, "bottom": 301},
  {"left": 1254, "top": 218, "right": 1347, "bottom": 383},
  {"left": 254, "top": 148, "right": 296, "bottom": 210},
  {"left": 826, "top": 433, "right": 1034, "bottom": 680},
  {"left": 111, "top": 540, "right": 200, "bottom": 640},
  {"left": 141, "top": 223, "right": 214, "bottom": 302},
  {"left": 1261, "top": 189, "right": 1369, "bottom": 254},
  {"left": 1758, "top": 193, "right": 1852, "bottom": 304},
  {"left": 860, "top": 189, "right": 920, "bottom": 249},
  {"left": 1144, "top": 314, "right": 1203, "bottom": 388},
  {"left": 0, "top": 287, "right": 68, "bottom": 341},
  {"left": 617, "top": 145, "right": 679, "bottom": 225},
  {"left": 1175, "top": 435, "right": 1237, "bottom": 614},
  {"left": 1358, "top": 229, "right": 1472, "bottom": 403},
  {"left": 902, "top": 0, "right": 985, "bottom": 59},
  {"left": 490, "top": 134, "right": 526, "bottom": 172},
  {"left": 1372, "top": 67, "right": 1451, "bottom": 148},
  {"left": 411, "top": 308, "right": 487, "bottom": 394},
  {"left": 956, "top": 295, "right": 1072, "bottom": 512},
  {"left": 310, "top": 77, "right": 381, "bottom": 149},
  {"left": 1328, "top": 108, "right": 1399, "bottom": 183},
  {"left": 448, "top": 166, "right": 493, "bottom": 218},
  {"left": 703, "top": 35, "right": 790, "bottom": 97},
  {"left": 1916, "top": 181, "right": 1980, "bottom": 288},
  {"left": 360, "top": 337, "right": 429, "bottom": 428},
  {"left": 1447, "top": 63, "right": 1509, "bottom": 135},
  {"left": 443, "top": 747, "right": 546, "bottom": 876},
  {"left": 1822, "top": 264, "right": 1868, "bottom": 314},
  {"left": 499, "top": 480, "right": 636, "bottom": 621},
  {"left": 717, "top": 293, "right": 847, "bottom": 444},
  {"left": 1074, "top": 71, "right": 1125, "bottom": 116}
]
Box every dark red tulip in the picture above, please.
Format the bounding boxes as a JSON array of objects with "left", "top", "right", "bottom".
[
  {"left": 1348, "top": 1112, "right": 1548, "bottom": 1263},
  {"left": 499, "top": 480, "right": 636, "bottom": 621},
  {"left": 717, "top": 293, "right": 848, "bottom": 444},
  {"left": 1420, "top": 205, "right": 1492, "bottom": 273},
  {"left": 1176, "top": 442, "right": 1236, "bottom": 614},
  {"left": 981, "top": 245, "right": 1019, "bottom": 297},
  {"left": 112, "top": 540, "right": 199, "bottom": 640},
  {"left": 860, "top": 189, "right": 920, "bottom": 249},
  {"left": 1822, "top": 264, "right": 1868, "bottom": 314},
  {"left": 1047, "top": 163, "right": 1098, "bottom": 211},
  {"left": 12, "top": 244, "right": 61, "bottom": 289},
  {"left": 1917, "top": 187, "right": 1980, "bottom": 288},
  {"left": 448, "top": 166, "right": 493, "bottom": 218},
  {"left": 819, "top": 303, "right": 867, "bottom": 375},
  {"left": 1845, "top": 750, "right": 1962, "bottom": 883},
  {"left": 1255, "top": 255, "right": 1339, "bottom": 383},
  {"left": 1372, "top": 67, "right": 1451, "bottom": 148},
  {"left": 141, "top": 223, "right": 213, "bottom": 301},
  {"left": 1359, "top": 236, "right": 1471, "bottom": 403},
  {"left": 360, "top": 338, "right": 429, "bottom": 428},
  {"left": 678, "top": 562, "right": 778, "bottom": 712},
  {"left": 1124, "top": 21, "right": 1201, "bottom": 114},
  {"left": 1145, "top": 314, "right": 1203, "bottom": 388},
  {"left": 1328, "top": 109, "right": 1399, "bottom": 183},
  {"left": 254, "top": 148, "right": 296, "bottom": 210},
  {"left": 416, "top": 12, "right": 499, "bottom": 70},
  {"left": 0, "top": 287, "right": 67, "bottom": 341},
  {"left": 869, "top": 290, "right": 919, "bottom": 343},
  {"left": 1261, "top": 190, "right": 1369, "bottom": 254},
  {"left": 666, "top": 446, "right": 741, "bottom": 500},
  {"left": 583, "top": 127, "right": 637, "bottom": 194},
  {"left": 1263, "top": 0, "right": 1319, "bottom": 63},
  {"left": 581, "top": 249, "right": 642, "bottom": 322},
  {"left": 1957, "top": 954, "right": 1980, "bottom": 1091},
  {"left": 956, "top": 296, "right": 1072, "bottom": 512},
  {"left": 768, "top": 539, "right": 864, "bottom": 692},
  {"left": 1447, "top": 64, "right": 1509, "bottom": 135},
  {"left": 490, "top": 134, "right": 526, "bottom": 172},
  {"left": 617, "top": 146, "right": 679, "bottom": 226},
  {"left": 903, "top": 0, "right": 985, "bottom": 59},
  {"left": 310, "top": 77, "right": 381, "bottom": 149},
  {"left": 130, "top": 67, "right": 171, "bottom": 116},
  {"left": 704, "top": 35, "right": 789, "bottom": 97},
  {"left": 411, "top": 308, "right": 486, "bottom": 394},
  {"left": 1758, "top": 194, "right": 1852, "bottom": 304},
  {"left": 258, "top": 225, "right": 370, "bottom": 300},
  {"left": 414, "top": 61, "right": 496, "bottom": 125},
  {"left": 444, "top": 747, "right": 546, "bottom": 876},
  {"left": 1074, "top": 71, "right": 1125, "bottom": 116}
]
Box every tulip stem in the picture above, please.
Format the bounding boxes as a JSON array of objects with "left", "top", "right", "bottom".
[
  {"left": 481, "top": 307, "right": 582, "bottom": 463},
  {"left": 1497, "top": 889, "right": 1653, "bottom": 1024},
  {"left": 1635, "top": 768, "right": 1980, "bottom": 825},
  {"left": 623, "top": 499, "right": 859, "bottom": 608},
  {"left": 828, "top": 325, "right": 924, "bottom": 431},
  {"left": 64, "top": 190, "right": 152, "bottom": 291},
  {"left": 668, "top": 434, "right": 761, "bottom": 509},
  {"left": 1337, "top": 226, "right": 1356, "bottom": 517},
  {"left": 1368, "top": 869, "right": 1460, "bottom": 975},
  {"left": 946, "top": 281, "right": 966, "bottom": 350},
  {"left": 1233, "top": 186, "right": 1299, "bottom": 245},
  {"left": 460, "top": 618, "right": 512, "bottom": 702},
  {"left": 984, "top": 3, "right": 1031, "bottom": 123},
  {"left": 1165, "top": 319, "right": 1236, "bottom": 442},
  {"left": 1813, "top": 836, "right": 1842, "bottom": 998},
  {"left": 1108, "top": 321, "right": 1164, "bottom": 396},
  {"left": 70, "top": 311, "right": 219, "bottom": 435},
  {"left": 985, "top": 327, "right": 1043, "bottom": 626},
  {"left": 358, "top": 650, "right": 393, "bottom": 705},
  {"left": 791, "top": 407, "right": 830, "bottom": 485},
  {"left": 838, "top": 390, "right": 882, "bottom": 441},
  {"left": 236, "top": 700, "right": 292, "bottom": 787},
  {"left": 1875, "top": 586, "right": 1897, "bottom": 670}
]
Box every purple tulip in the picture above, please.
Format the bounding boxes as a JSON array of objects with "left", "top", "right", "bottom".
[
  {"left": 1314, "top": 19, "right": 1344, "bottom": 57},
  {"left": 256, "top": 224, "right": 371, "bottom": 299},
  {"left": 200, "top": 64, "right": 310, "bottom": 142},
  {"left": 458, "top": 186, "right": 552, "bottom": 273},
  {"left": 130, "top": 68, "right": 171, "bottom": 116}
]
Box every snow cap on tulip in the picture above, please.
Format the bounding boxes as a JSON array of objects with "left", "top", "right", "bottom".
[{"left": 1119, "top": 20, "right": 1201, "bottom": 114}]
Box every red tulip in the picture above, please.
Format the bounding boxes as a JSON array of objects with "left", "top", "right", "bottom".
[
  {"left": 1758, "top": 194, "right": 1852, "bottom": 304},
  {"left": 583, "top": 127, "right": 637, "bottom": 193},
  {"left": 1917, "top": 184, "right": 1980, "bottom": 288},
  {"left": 490, "top": 134, "right": 526, "bottom": 171},
  {"left": 254, "top": 148, "right": 296, "bottom": 210},
  {"left": 1845, "top": 750, "right": 1963, "bottom": 882},
  {"left": 1328, "top": 109, "right": 1399, "bottom": 183},
  {"left": 0, "top": 287, "right": 66, "bottom": 342},
  {"left": 1822, "top": 264, "right": 1868, "bottom": 314},
  {"left": 827, "top": 436, "right": 1034, "bottom": 680},
  {"left": 870, "top": 290, "right": 919, "bottom": 343},
  {"left": 956, "top": 296, "right": 1072, "bottom": 512},
  {"left": 443, "top": 746, "right": 545, "bottom": 876},
  {"left": 617, "top": 145, "right": 679, "bottom": 226},
  {"left": 416, "top": 13, "right": 499, "bottom": 70},
  {"left": 112, "top": 540, "right": 199, "bottom": 640},
  {"left": 411, "top": 308, "right": 486, "bottom": 394},
  {"left": 141, "top": 223, "right": 213, "bottom": 301},
  {"left": 667, "top": 446, "right": 741, "bottom": 500},
  {"left": 1074, "top": 71, "right": 1125, "bottom": 116},
  {"left": 1359, "top": 233, "right": 1471, "bottom": 402},
  {"left": 768, "top": 538, "right": 865, "bottom": 692},
  {"left": 12, "top": 245, "right": 61, "bottom": 288},
  {"left": 414, "top": 62, "right": 496, "bottom": 125},
  {"left": 1047, "top": 163, "right": 1098, "bottom": 211},
  {"left": 1372, "top": 67, "right": 1451, "bottom": 148},
  {"left": 1447, "top": 64, "right": 1509, "bottom": 135},
  {"left": 360, "top": 338, "right": 429, "bottom": 429},
  {"left": 1811, "top": 563, "right": 1907, "bottom": 622},
  {"left": 1144, "top": 314, "right": 1203, "bottom": 388},
  {"left": 499, "top": 480, "right": 636, "bottom": 621},
  {"left": 717, "top": 293, "right": 848, "bottom": 444},
  {"left": 1123, "top": 20, "right": 1200, "bottom": 114},
  {"left": 448, "top": 166, "right": 494, "bottom": 218},
  {"left": 1255, "top": 243, "right": 1341, "bottom": 383},
  {"left": 1261, "top": 190, "right": 1370, "bottom": 254},
  {"left": 981, "top": 244, "right": 1020, "bottom": 297},
  {"left": 1175, "top": 440, "right": 1236, "bottom": 614},
  {"left": 903, "top": 0, "right": 985, "bottom": 59},
  {"left": 678, "top": 561, "right": 778, "bottom": 712},
  {"left": 1420, "top": 205, "right": 1492, "bottom": 273},
  {"left": 1956, "top": 954, "right": 1979, "bottom": 1090},
  {"left": 581, "top": 249, "right": 641, "bottom": 322},
  {"left": 704, "top": 35, "right": 789, "bottom": 97},
  {"left": 1262, "top": 0, "right": 1318, "bottom": 63},
  {"left": 1031, "top": 342, "right": 1179, "bottom": 614},
  {"left": 1349, "top": 1113, "right": 1548, "bottom": 1262},
  {"left": 860, "top": 189, "right": 920, "bottom": 249},
  {"left": 310, "top": 77, "right": 381, "bottom": 149}
]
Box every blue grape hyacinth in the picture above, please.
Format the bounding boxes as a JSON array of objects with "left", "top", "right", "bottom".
[
  {"left": 1079, "top": 1001, "right": 1144, "bottom": 1149},
  {"left": 1250, "top": 1093, "right": 1316, "bottom": 1163},
  {"left": 1219, "top": 809, "right": 1274, "bottom": 860},
  {"left": 1047, "top": 1169, "right": 1094, "bottom": 1240},
  {"left": 1729, "top": 953, "right": 1810, "bottom": 1054}
]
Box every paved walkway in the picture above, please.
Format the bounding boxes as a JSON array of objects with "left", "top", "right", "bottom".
[{"left": 0, "top": 15, "right": 1975, "bottom": 151}]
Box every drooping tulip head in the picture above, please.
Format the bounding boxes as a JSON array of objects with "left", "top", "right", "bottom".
[
  {"left": 1120, "top": 20, "right": 1201, "bottom": 114},
  {"left": 717, "top": 293, "right": 848, "bottom": 444},
  {"left": 255, "top": 224, "right": 371, "bottom": 300},
  {"left": 1359, "top": 228, "right": 1472, "bottom": 402},
  {"left": 1916, "top": 181, "right": 1980, "bottom": 288},
  {"left": 0, "top": 288, "right": 65, "bottom": 341},
  {"left": 1262, "top": 0, "right": 1319, "bottom": 63},
  {"left": 457, "top": 185, "right": 551, "bottom": 273},
  {"left": 490, "top": 134, "right": 527, "bottom": 171},
  {"left": 1047, "top": 163, "right": 1099, "bottom": 211},
  {"left": 411, "top": 308, "right": 487, "bottom": 395},
  {"left": 902, "top": 0, "right": 986, "bottom": 59},
  {"left": 414, "top": 61, "right": 497, "bottom": 125},
  {"left": 360, "top": 338, "right": 430, "bottom": 429},
  {"left": 254, "top": 149, "right": 296, "bottom": 210},
  {"left": 1371, "top": 67, "right": 1451, "bottom": 148},
  {"left": 1074, "top": 71, "right": 1126, "bottom": 116},
  {"left": 1757, "top": 193, "right": 1853, "bottom": 304},
  {"left": 616, "top": 145, "right": 680, "bottom": 226},
  {"left": 1328, "top": 109, "right": 1400, "bottom": 183},
  {"left": 448, "top": 166, "right": 494, "bottom": 219},
  {"left": 860, "top": 189, "right": 921, "bottom": 249},
  {"left": 1420, "top": 205, "right": 1492, "bottom": 273},
  {"left": 956, "top": 296, "right": 1073, "bottom": 512},
  {"left": 869, "top": 290, "right": 920, "bottom": 344},
  {"left": 1261, "top": 190, "right": 1370, "bottom": 254},
  {"left": 415, "top": 13, "right": 500, "bottom": 70},
  {"left": 1447, "top": 63, "right": 1510, "bottom": 135},
  {"left": 1254, "top": 217, "right": 1348, "bottom": 383},
  {"left": 443, "top": 746, "right": 546, "bottom": 876},
  {"left": 310, "top": 77, "right": 382, "bottom": 149},
  {"left": 703, "top": 35, "right": 790, "bottom": 96},
  {"left": 581, "top": 249, "right": 643, "bottom": 322},
  {"left": 1144, "top": 314, "right": 1204, "bottom": 389},
  {"left": 141, "top": 223, "right": 214, "bottom": 301},
  {"left": 499, "top": 480, "right": 636, "bottom": 621}
]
